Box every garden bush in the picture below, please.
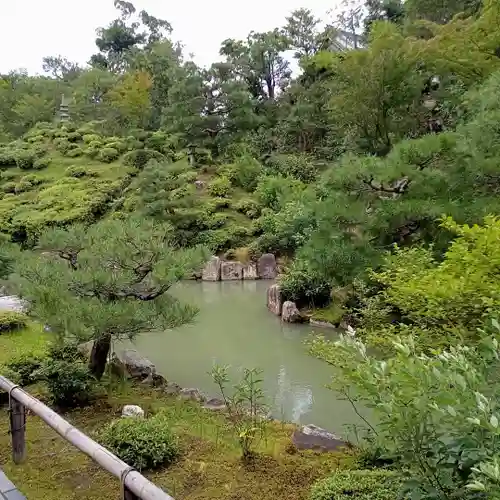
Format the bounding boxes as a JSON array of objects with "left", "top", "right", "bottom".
[
  {"left": 82, "top": 134, "right": 101, "bottom": 144},
  {"left": 36, "top": 353, "right": 94, "bottom": 408},
  {"left": 207, "top": 176, "right": 232, "bottom": 197},
  {"left": 54, "top": 139, "right": 72, "bottom": 154},
  {"left": 99, "top": 414, "right": 180, "bottom": 471},
  {"left": 106, "top": 141, "right": 127, "bottom": 153},
  {"left": 33, "top": 157, "right": 51, "bottom": 170},
  {"left": 266, "top": 153, "right": 318, "bottom": 183},
  {"left": 0, "top": 149, "right": 16, "bottom": 167},
  {"left": 98, "top": 147, "right": 120, "bottom": 163},
  {"left": 14, "top": 150, "right": 36, "bottom": 170},
  {"left": 219, "top": 156, "right": 263, "bottom": 191},
  {"left": 6, "top": 353, "right": 45, "bottom": 386},
  {"left": 123, "top": 149, "right": 165, "bottom": 169},
  {"left": 0, "top": 311, "right": 28, "bottom": 333},
  {"left": 65, "top": 147, "right": 84, "bottom": 158},
  {"left": 67, "top": 131, "right": 81, "bottom": 142},
  {"left": 66, "top": 165, "right": 95, "bottom": 178},
  {"left": 310, "top": 470, "right": 401, "bottom": 500},
  {"left": 2, "top": 182, "right": 17, "bottom": 194},
  {"left": 234, "top": 198, "right": 262, "bottom": 219},
  {"left": 255, "top": 174, "right": 305, "bottom": 211},
  {"left": 15, "top": 181, "right": 34, "bottom": 194}
]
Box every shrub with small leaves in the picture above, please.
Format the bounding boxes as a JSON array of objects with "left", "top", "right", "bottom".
[
  {"left": 99, "top": 414, "right": 180, "bottom": 471},
  {"left": 65, "top": 147, "right": 83, "bottom": 158},
  {"left": 66, "top": 165, "right": 94, "bottom": 178},
  {"left": 2, "top": 182, "right": 17, "bottom": 194},
  {"left": 36, "top": 347, "right": 94, "bottom": 408},
  {"left": 234, "top": 198, "right": 262, "bottom": 219},
  {"left": 106, "top": 141, "right": 127, "bottom": 153},
  {"left": 67, "top": 131, "right": 81, "bottom": 142},
  {"left": 310, "top": 470, "right": 401, "bottom": 500},
  {"left": 123, "top": 149, "right": 166, "bottom": 169},
  {"left": 33, "top": 157, "right": 51, "bottom": 170},
  {"left": 98, "top": 147, "right": 120, "bottom": 163},
  {"left": 82, "top": 134, "right": 101, "bottom": 144},
  {"left": 0, "top": 150, "right": 17, "bottom": 167},
  {"left": 15, "top": 181, "right": 33, "bottom": 194},
  {"left": 6, "top": 353, "right": 45, "bottom": 386},
  {"left": 0, "top": 311, "right": 28, "bottom": 333},
  {"left": 14, "top": 150, "right": 36, "bottom": 170},
  {"left": 208, "top": 176, "right": 232, "bottom": 197}
]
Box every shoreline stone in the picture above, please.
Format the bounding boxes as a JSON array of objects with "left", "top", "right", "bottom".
[
  {"left": 267, "top": 284, "right": 282, "bottom": 316},
  {"left": 310, "top": 319, "right": 337, "bottom": 329},
  {"left": 282, "top": 301, "right": 301, "bottom": 323},
  {"left": 221, "top": 261, "right": 244, "bottom": 280},
  {"left": 202, "top": 256, "right": 222, "bottom": 281},
  {"left": 242, "top": 262, "right": 259, "bottom": 280},
  {"left": 292, "top": 424, "right": 347, "bottom": 452},
  {"left": 258, "top": 253, "right": 277, "bottom": 279}
]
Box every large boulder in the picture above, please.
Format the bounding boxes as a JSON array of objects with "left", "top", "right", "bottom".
[
  {"left": 202, "top": 398, "right": 227, "bottom": 411},
  {"left": 282, "top": 301, "right": 301, "bottom": 323},
  {"left": 243, "top": 262, "right": 259, "bottom": 280},
  {"left": 202, "top": 256, "right": 221, "bottom": 281},
  {"left": 267, "top": 284, "right": 283, "bottom": 316},
  {"left": 221, "top": 261, "right": 244, "bottom": 280},
  {"left": 292, "top": 424, "right": 346, "bottom": 452},
  {"left": 111, "top": 349, "right": 156, "bottom": 381},
  {"left": 258, "top": 253, "right": 277, "bottom": 279}
]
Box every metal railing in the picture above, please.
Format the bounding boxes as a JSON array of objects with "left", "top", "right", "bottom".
[{"left": 0, "top": 375, "right": 174, "bottom": 500}]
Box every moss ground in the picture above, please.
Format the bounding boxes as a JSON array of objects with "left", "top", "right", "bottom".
[{"left": 0, "top": 327, "right": 354, "bottom": 500}]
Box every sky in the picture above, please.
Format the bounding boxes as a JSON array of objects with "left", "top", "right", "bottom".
[{"left": 0, "top": 0, "right": 338, "bottom": 75}]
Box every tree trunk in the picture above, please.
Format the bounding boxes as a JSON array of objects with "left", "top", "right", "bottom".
[{"left": 89, "top": 333, "right": 111, "bottom": 380}]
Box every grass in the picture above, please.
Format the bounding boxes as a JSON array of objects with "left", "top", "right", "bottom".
[
  {"left": 0, "top": 384, "right": 354, "bottom": 500},
  {"left": 0, "top": 326, "right": 354, "bottom": 500},
  {"left": 310, "top": 303, "right": 346, "bottom": 326},
  {"left": 0, "top": 322, "right": 51, "bottom": 364}
]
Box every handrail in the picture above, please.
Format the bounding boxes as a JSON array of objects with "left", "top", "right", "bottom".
[{"left": 0, "top": 375, "right": 174, "bottom": 500}]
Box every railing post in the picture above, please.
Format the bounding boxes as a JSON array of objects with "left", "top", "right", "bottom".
[
  {"left": 9, "top": 397, "right": 26, "bottom": 464},
  {"left": 124, "top": 487, "right": 140, "bottom": 500}
]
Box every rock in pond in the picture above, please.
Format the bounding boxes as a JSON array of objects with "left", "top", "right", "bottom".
[
  {"left": 257, "top": 253, "right": 277, "bottom": 279},
  {"left": 202, "top": 398, "right": 227, "bottom": 411},
  {"left": 202, "top": 256, "right": 221, "bottom": 281},
  {"left": 282, "top": 301, "right": 301, "bottom": 323},
  {"left": 292, "top": 424, "right": 347, "bottom": 452},
  {"left": 221, "top": 261, "right": 244, "bottom": 280},
  {"left": 310, "top": 319, "right": 337, "bottom": 329},
  {"left": 179, "top": 388, "right": 206, "bottom": 402},
  {"left": 243, "top": 262, "right": 259, "bottom": 280},
  {"left": 267, "top": 284, "right": 283, "bottom": 316},
  {"left": 122, "top": 405, "right": 145, "bottom": 418}
]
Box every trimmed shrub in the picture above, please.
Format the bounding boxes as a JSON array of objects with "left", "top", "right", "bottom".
[
  {"left": 106, "top": 141, "right": 127, "bottom": 153},
  {"left": 20, "top": 174, "right": 42, "bottom": 186},
  {"left": 66, "top": 165, "right": 94, "bottom": 178},
  {"left": 14, "top": 180, "right": 33, "bottom": 194},
  {"left": 15, "top": 150, "right": 36, "bottom": 170},
  {"left": 208, "top": 176, "right": 232, "bottom": 197},
  {"left": 33, "top": 157, "right": 51, "bottom": 170},
  {"left": 6, "top": 353, "right": 45, "bottom": 386},
  {"left": 234, "top": 198, "right": 262, "bottom": 219},
  {"left": 36, "top": 345, "right": 94, "bottom": 408},
  {"left": 266, "top": 153, "right": 318, "bottom": 183},
  {"left": 83, "top": 134, "right": 101, "bottom": 144},
  {"left": 54, "top": 139, "right": 72, "bottom": 154},
  {"left": 0, "top": 150, "right": 17, "bottom": 167},
  {"left": 98, "top": 147, "right": 120, "bottom": 163},
  {"left": 310, "top": 470, "right": 401, "bottom": 500},
  {"left": 0, "top": 311, "right": 28, "bottom": 333},
  {"left": 65, "top": 147, "right": 84, "bottom": 158},
  {"left": 2, "top": 182, "right": 16, "bottom": 194},
  {"left": 123, "top": 149, "right": 165, "bottom": 169},
  {"left": 67, "top": 131, "right": 82, "bottom": 142},
  {"left": 99, "top": 414, "right": 180, "bottom": 471}
]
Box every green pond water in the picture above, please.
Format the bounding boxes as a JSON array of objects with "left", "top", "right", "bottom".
[{"left": 131, "top": 280, "right": 359, "bottom": 436}]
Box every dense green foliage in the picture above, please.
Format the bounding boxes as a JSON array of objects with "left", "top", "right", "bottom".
[
  {"left": 309, "top": 469, "right": 401, "bottom": 500},
  {"left": 310, "top": 322, "right": 500, "bottom": 499},
  {"left": 0, "top": 311, "right": 27, "bottom": 333},
  {"left": 99, "top": 413, "right": 180, "bottom": 471}
]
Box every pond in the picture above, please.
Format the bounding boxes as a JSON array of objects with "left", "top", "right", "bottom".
[{"left": 131, "top": 280, "right": 360, "bottom": 437}]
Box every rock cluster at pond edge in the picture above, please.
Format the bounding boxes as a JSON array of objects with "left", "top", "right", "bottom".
[{"left": 201, "top": 253, "right": 277, "bottom": 281}]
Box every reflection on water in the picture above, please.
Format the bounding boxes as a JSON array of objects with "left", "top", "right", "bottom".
[{"left": 129, "top": 280, "right": 360, "bottom": 435}]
